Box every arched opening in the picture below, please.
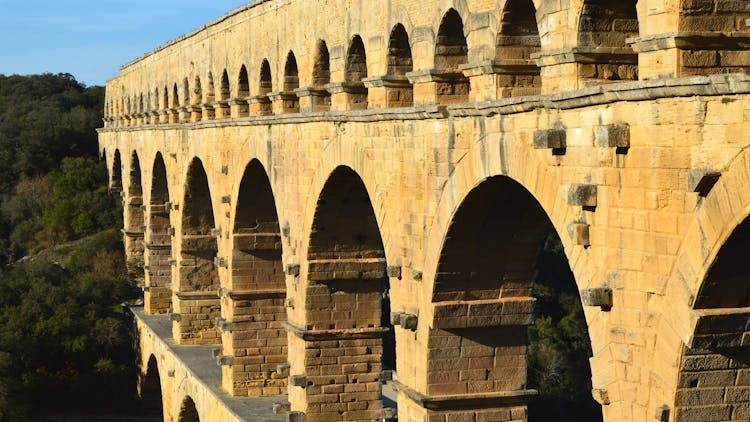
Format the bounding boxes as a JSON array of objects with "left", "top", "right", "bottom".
[
  {"left": 309, "top": 39, "right": 331, "bottom": 112},
  {"left": 176, "top": 158, "right": 220, "bottom": 345},
  {"left": 139, "top": 355, "right": 163, "bottom": 417},
  {"left": 182, "top": 77, "right": 190, "bottom": 107},
  {"left": 178, "top": 396, "right": 200, "bottom": 422},
  {"left": 259, "top": 60, "right": 272, "bottom": 95},
  {"left": 496, "top": 0, "right": 542, "bottom": 97},
  {"left": 138, "top": 93, "right": 145, "bottom": 124},
  {"left": 238, "top": 65, "right": 250, "bottom": 98},
  {"left": 279, "top": 51, "right": 300, "bottom": 113},
  {"left": 110, "top": 150, "right": 123, "bottom": 192},
  {"left": 144, "top": 153, "right": 173, "bottom": 315},
  {"left": 385, "top": 23, "right": 414, "bottom": 107},
  {"left": 233, "top": 66, "right": 251, "bottom": 118},
  {"left": 429, "top": 176, "right": 600, "bottom": 421},
  {"left": 302, "top": 166, "right": 393, "bottom": 419},
  {"left": 125, "top": 152, "right": 146, "bottom": 285},
  {"left": 190, "top": 76, "right": 203, "bottom": 121},
  {"left": 678, "top": 0, "right": 750, "bottom": 75},
  {"left": 170, "top": 83, "right": 180, "bottom": 123},
  {"left": 284, "top": 51, "right": 299, "bottom": 92},
  {"left": 251, "top": 59, "right": 272, "bottom": 115},
  {"left": 203, "top": 72, "right": 215, "bottom": 120},
  {"left": 215, "top": 69, "right": 231, "bottom": 119},
  {"left": 676, "top": 217, "right": 750, "bottom": 420},
  {"left": 577, "top": 0, "right": 638, "bottom": 83},
  {"left": 344, "top": 35, "right": 369, "bottom": 110},
  {"left": 434, "top": 9, "right": 470, "bottom": 104},
  {"left": 224, "top": 160, "right": 287, "bottom": 396}
]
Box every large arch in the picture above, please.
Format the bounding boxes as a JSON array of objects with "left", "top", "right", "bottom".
[
  {"left": 139, "top": 355, "right": 164, "bottom": 418},
  {"left": 495, "top": 0, "right": 542, "bottom": 97},
  {"left": 221, "top": 159, "right": 288, "bottom": 396},
  {"left": 144, "top": 152, "right": 173, "bottom": 315},
  {"left": 174, "top": 158, "right": 220, "bottom": 345},
  {"left": 296, "top": 166, "right": 393, "bottom": 420},
  {"left": 426, "top": 175, "right": 600, "bottom": 421},
  {"left": 125, "top": 152, "right": 146, "bottom": 285},
  {"left": 434, "top": 8, "right": 470, "bottom": 104}
]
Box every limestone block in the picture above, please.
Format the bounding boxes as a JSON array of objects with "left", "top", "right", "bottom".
[{"left": 533, "top": 129, "right": 566, "bottom": 150}]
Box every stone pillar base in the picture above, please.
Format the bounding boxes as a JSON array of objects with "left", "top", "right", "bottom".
[
  {"left": 461, "top": 60, "right": 541, "bottom": 101},
  {"left": 269, "top": 91, "right": 300, "bottom": 114},
  {"left": 295, "top": 87, "right": 330, "bottom": 113},
  {"left": 363, "top": 75, "right": 413, "bottom": 108},
  {"left": 249, "top": 95, "right": 272, "bottom": 116},
  {"left": 201, "top": 103, "right": 215, "bottom": 121},
  {"left": 228, "top": 98, "right": 249, "bottom": 118},
  {"left": 326, "top": 82, "right": 368, "bottom": 111},
  {"left": 407, "top": 69, "right": 469, "bottom": 106}
]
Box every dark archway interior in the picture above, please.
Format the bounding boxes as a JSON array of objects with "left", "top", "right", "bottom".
[
  {"left": 696, "top": 217, "right": 750, "bottom": 308},
  {"left": 498, "top": 0, "right": 541, "bottom": 59},
  {"left": 172, "top": 84, "right": 179, "bottom": 108},
  {"left": 220, "top": 70, "right": 231, "bottom": 100},
  {"left": 127, "top": 152, "right": 145, "bottom": 230},
  {"left": 387, "top": 24, "right": 413, "bottom": 77},
  {"left": 111, "top": 150, "right": 123, "bottom": 191},
  {"left": 192, "top": 76, "right": 202, "bottom": 105},
  {"left": 578, "top": 0, "right": 639, "bottom": 49},
  {"left": 238, "top": 66, "right": 250, "bottom": 98},
  {"left": 434, "top": 9, "right": 470, "bottom": 103},
  {"left": 305, "top": 166, "right": 394, "bottom": 415},
  {"left": 313, "top": 40, "right": 330, "bottom": 87},
  {"left": 182, "top": 158, "right": 218, "bottom": 292},
  {"left": 147, "top": 153, "right": 172, "bottom": 314},
  {"left": 432, "top": 176, "right": 600, "bottom": 421},
  {"left": 140, "top": 356, "right": 163, "bottom": 416},
  {"left": 676, "top": 215, "right": 750, "bottom": 420},
  {"left": 259, "top": 60, "right": 272, "bottom": 95},
  {"left": 178, "top": 396, "right": 200, "bottom": 422},
  {"left": 435, "top": 9, "right": 468, "bottom": 71},
  {"left": 284, "top": 52, "right": 299, "bottom": 92},
  {"left": 345, "top": 36, "right": 368, "bottom": 83}
]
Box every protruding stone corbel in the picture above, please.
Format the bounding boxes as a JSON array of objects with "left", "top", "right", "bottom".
[
  {"left": 277, "top": 363, "right": 291, "bottom": 377},
  {"left": 287, "top": 411, "right": 306, "bottom": 422},
  {"left": 285, "top": 297, "right": 295, "bottom": 309},
  {"left": 387, "top": 265, "right": 402, "bottom": 279},
  {"left": 688, "top": 169, "right": 721, "bottom": 197},
  {"left": 221, "top": 195, "right": 231, "bottom": 204},
  {"left": 580, "top": 287, "right": 613, "bottom": 311},
  {"left": 289, "top": 374, "right": 308, "bottom": 387},
  {"left": 533, "top": 129, "right": 566, "bottom": 152},
  {"left": 567, "top": 222, "right": 590, "bottom": 247},
  {"left": 214, "top": 256, "right": 227, "bottom": 268},
  {"left": 167, "top": 369, "right": 175, "bottom": 377},
  {"left": 285, "top": 263, "right": 300, "bottom": 276},
  {"left": 567, "top": 184, "right": 598, "bottom": 208},
  {"left": 166, "top": 227, "right": 175, "bottom": 236},
  {"left": 596, "top": 122, "right": 630, "bottom": 150},
  {"left": 592, "top": 388, "right": 610, "bottom": 405},
  {"left": 411, "top": 269, "right": 423, "bottom": 281},
  {"left": 221, "top": 165, "right": 229, "bottom": 175},
  {"left": 216, "top": 355, "right": 233, "bottom": 366},
  {"left": 210, "top": 228, "right": 222, "bottom": 237},
  {"left": 168, "top": 312, "right": 181, "bottom": 322},
  {"left": 381, "top": 370, "right": 395, "bottom": 382},
  {"left": 391, "top": 312, "right": 418, "bottom": 331}
]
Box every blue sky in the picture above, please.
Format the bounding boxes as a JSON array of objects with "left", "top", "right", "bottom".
[{"left": 0, "top": 1, "right": 251, "bottom": 86}]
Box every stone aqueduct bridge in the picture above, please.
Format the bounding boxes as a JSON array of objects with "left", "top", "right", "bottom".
[{"left": 99, "top": 0, "right": 750, "bottom": 421}]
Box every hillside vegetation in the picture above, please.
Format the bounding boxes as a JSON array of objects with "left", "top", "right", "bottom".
[{"left": 0, "top": 74, "right": 139, "bottom": 421}]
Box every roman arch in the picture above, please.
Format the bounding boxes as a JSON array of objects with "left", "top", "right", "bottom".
[{"left": 101, "top": 0, "right": 750, "bottom": 421}]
